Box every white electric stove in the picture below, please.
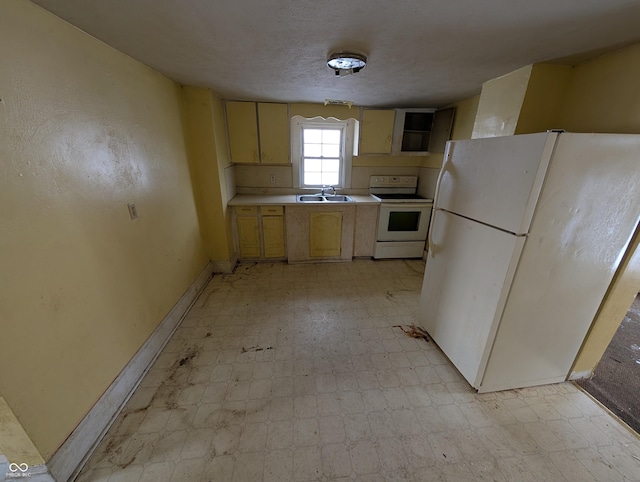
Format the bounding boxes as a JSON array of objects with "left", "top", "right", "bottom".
[{"left": 370, "top": 176, "right": 433, "bottom": 259}]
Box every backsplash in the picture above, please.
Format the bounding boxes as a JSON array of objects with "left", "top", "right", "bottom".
[{"left": 233, "top": 164, "right": 426, "bottom": 192}]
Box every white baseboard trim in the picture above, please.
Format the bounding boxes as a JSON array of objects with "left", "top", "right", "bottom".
[
  {"left": 568, "top": 370, "right": 593, "bottom": 381},
  {"left": 47, "top": 262, "right": 214, "bottom": 482}
]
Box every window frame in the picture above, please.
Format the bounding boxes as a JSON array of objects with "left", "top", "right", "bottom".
[{"left": 291, "top": 116, "right": 356, "bottom": 189}]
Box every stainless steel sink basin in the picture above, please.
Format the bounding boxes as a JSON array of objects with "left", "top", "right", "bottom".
[
  {"left": 297, "top": 195, "right": 323, "bottom": 202},
  {"left": 296, "top": 194, "right": 353, "bottom": 203}
]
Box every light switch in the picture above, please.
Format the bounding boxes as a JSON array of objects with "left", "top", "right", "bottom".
[{"left": 127, "top": 203, "right": 138, "bottom": 220}]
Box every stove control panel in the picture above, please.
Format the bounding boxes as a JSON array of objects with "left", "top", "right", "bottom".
[{"left": 369, "top": 175, "right": 418, "bottom": 188}]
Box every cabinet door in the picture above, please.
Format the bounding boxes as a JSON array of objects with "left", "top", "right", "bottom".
[
  {"left": 354, "top": 205, "right": 379, "bottom": 257},
  {"left": 226, "top": 101, "right": 259, "bottom": 164},
  {"left": 391, "top": 109, "right": 436, "bottom": 154},
  {"left": 309, "top": 212, "right": 342, "bottom": 257},
  {"left": 237, "top": 216, "right": 261, "bottom": 258},
  {"left": 428, "top": 107, "right": 455, "bottom": 153},
  {"left": 360, "top": 109, "right": 395, "bottom": 154},
  {"left": 258, "top": 103, "right": 289, "bottom": 164},
  {"left": 262, "top": 216, "right": 285, "bottom": 258}
]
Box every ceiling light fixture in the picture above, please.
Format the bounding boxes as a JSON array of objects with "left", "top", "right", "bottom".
[{"left": 327, "top": 51, "right": 367, "bottom": 77}]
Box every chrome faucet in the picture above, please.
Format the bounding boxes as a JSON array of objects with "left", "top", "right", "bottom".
[{"left": 321, "top": 185, "right": 337, "bottom": 196}]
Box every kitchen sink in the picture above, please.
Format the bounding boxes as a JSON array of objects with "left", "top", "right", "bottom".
[
  {"left": 296, "top": 194, "right": 354, "bottom": 203},
  {"left": 297, "top": 195, "right": 324, "bottom": 202}
]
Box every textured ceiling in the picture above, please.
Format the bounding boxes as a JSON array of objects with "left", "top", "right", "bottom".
[{"left": 31, "top": 0, "right": 640, "bottom": 107}]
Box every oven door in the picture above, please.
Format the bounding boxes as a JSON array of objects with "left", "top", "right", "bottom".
[{"left": 377, "top": 203, "right": 432, "bottom": 241}]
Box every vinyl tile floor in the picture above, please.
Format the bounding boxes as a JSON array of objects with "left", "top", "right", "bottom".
[{"left": 76, "top": 260, "right": 640, "bottom": 482}]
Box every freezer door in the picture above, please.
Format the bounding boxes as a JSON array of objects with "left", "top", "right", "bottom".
[
  {"left": 419, "top": 209, "right": 525, "bottom": 388},
  {"left": 436, "top": 133, "right": 557, "bottom": 234}
]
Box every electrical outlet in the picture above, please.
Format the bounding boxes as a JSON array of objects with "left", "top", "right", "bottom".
[
  {"left": 270, "top": 174, "right": 276, "bottom": 184},
  {"left": 127, "top": 203, "right": 138, "bottom": 220}
]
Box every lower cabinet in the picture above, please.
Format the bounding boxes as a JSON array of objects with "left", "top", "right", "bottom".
[
  {"left": 236, "top": 214, "right": 261, "bottom": 258},
  {"left": 262, "top": 215, "right": 286, "bottom": 258},
  {"left": 286, "top": 205, "right": 355, "bottom": 263},
  {"left": 309, "top": 212, "right": 342, "bottom": 257},
  {"left": 354, "top": 205, "right": 379, "bottom": 257},
  {"left": 234, "top": 206, "right": 286, "bottom": 260},
  {"left": 234, "top": 203, "right": 378, "bottom": 262}
]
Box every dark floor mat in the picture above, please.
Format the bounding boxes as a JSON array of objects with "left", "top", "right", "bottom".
[{"left": 577, "top": 295, "right": 640, "bottom": 434}]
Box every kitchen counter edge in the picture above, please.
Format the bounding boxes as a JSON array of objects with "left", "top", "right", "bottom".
[{"left": 228, "top": 194, "right": 381, "bottom": 206}]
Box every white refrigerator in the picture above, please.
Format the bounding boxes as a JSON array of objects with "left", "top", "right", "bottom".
[{"left": 419, "top": 132, "right": 640, "bottom": 393}]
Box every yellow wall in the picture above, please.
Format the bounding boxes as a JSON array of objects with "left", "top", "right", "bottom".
[
  {"left": 515, "top": 64, "right": 571, "bottom": 134},
  {"left": 0, "top": 0, "right": 208, "bottom": 459},
  {"left": 472, "top": 65, "right": 532, "bottom": 138},
  {"left": 558, "top": 43, "right": 640, "bottom": 133},
  {"left": 0, "top": 397, "right": 43, "bottom": 466},
  {"left": 450, "top": 95, "right": 480, "bottom": 141},
  {"left": 354, "top": 156, "right": 424, "bottom": 167},
  {"left": 290, "top": 103, "right": 358, "bottom": 120},
  {"left": 182, "top": 87, "right": 234, "bottom": 268}
]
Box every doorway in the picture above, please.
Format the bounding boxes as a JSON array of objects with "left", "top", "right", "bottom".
[{"left": 576, "top": 294, "right": 640, "bottom": 434}]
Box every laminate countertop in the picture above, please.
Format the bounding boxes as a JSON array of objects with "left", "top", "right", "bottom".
[{"left": 228, "top": 194, "right": 380, "bottom": 206}]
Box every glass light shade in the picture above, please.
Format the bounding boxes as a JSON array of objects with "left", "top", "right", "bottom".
[{"left": 327, "top": 52, "right": 367, "bottom": 72}]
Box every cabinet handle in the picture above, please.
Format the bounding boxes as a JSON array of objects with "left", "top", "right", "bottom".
[{"left": 237, "top": 206, "right": 258, "bottom": 215}]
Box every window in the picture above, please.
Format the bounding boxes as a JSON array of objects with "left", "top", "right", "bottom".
[
  {"left": 291, "top": 116, "right": 356, "bottom": 188},
  {"left": 302, "top": 128, "right": 341, "bottom": 186}
]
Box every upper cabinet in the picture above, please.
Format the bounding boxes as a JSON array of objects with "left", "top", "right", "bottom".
[
  {"left": 359, "top": 109, "right": 395, "bottom": 154},
  {"left": 359, "top": 107, "right": 455, "bottom": 156},
  {"left": 391, "top": 107, "right": 455, "bottom": 155},
  {"left": 225, "top": 100, "right": 454, "bottom": 162},
  {"left": 226, "top": 101, "right": 259, "bottom": 164},
  {"left": 257, "top": 103, "right": 289, "bottom": 164},
  {"left": 392, "top": 109, "right": 435, "bottom": 154},
  {"left": 225, "top": 101, "right": 290, "bottom": 164}
]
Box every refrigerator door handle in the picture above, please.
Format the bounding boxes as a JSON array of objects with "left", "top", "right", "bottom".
[
  {"left": 427, "top": 208, "right": 438, "bottom": 257},
  {"left": 428, "top": 144, "right": 453, "bottom": 258},
  {"left": 433, "top": 143, "right": 454, "bottom": 210}
]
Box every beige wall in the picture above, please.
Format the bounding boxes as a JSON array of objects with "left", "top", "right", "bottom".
[
  {"left": 182, "top": 87, "right": 235, "bottom": 270},
  {"left": 558, "top": 43, "right": 640, "bottom": 133},
  {"left": 515, "top": 64, "right": 571, "bottom": 134},
  {"left": 450, "top": 95, "right": 480, "bottom": 141},
  {"left": 472, "top": 65, "right": 532, "bottom": 138},
  {"left": 0, "top": 0, "right": 208, "bottom": 459},
  {"left": 290, "top": 103, "right": 358, "bottom": 120}
]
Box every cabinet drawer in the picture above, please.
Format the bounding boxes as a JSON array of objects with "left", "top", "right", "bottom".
[
  {"left": 236, "top": 206, "right": 258, "bottom": 215},
  {"left": 260, "top": 206, "right": 284, "bottom": 216}
]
